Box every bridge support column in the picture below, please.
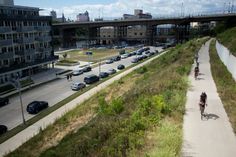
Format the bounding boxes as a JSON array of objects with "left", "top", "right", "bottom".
[
  {"left": 114, "top": 26, "right": 127, "bottom": 45},
  {"left": 146, "top": 25, "right": 155, "bottom": 46},
  {"left": 175, "top": 23, "right": 190, "bottom": 43}
]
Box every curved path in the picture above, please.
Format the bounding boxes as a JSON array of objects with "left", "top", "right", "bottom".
[{"left": 182, "top": 40, "right": 236, "bottom": 157}]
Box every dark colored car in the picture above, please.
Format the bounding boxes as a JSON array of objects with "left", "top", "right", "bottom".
[
  {"left": 143, "top": 47, "right": 150, "bottom": 51},
  {"left": 27, "top": 101, "right": 49, "bottom": 114},
  {"left": 150, "top": 52, "right": 155, "bottom": 55},
  {"left": 131, "top": 51, "right": 137, "bottom": 55},
  {"left": 117, "top": 64, "right": 125, "bottom": 70},
  {"left": 107, "top": 68, "right": 117, "bottom": 75},
  {"left": 0, "top": 97, "right": 9, "bottom": 107},
  {"left": 113, "top": 55, "right": 121, "bottom": 61},
  {"left": 99, "top": 72, "right": 109, "bottom": 78},
  {"left": 83, "top": 66, "right": 92, "bottom": 72},
  {"left": 145, "top": 51, "right": 150, "bottom": 54},
  {"left": 84, "top": 74, "right": 100, "bottom": 84},
  {"left": 0, "top": 125, "right": 7, "bottom": 135}
]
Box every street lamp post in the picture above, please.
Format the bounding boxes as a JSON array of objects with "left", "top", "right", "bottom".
[
  {"left": 10, "top": 75, "right": 26, "bottom": 125},
  {"left": 99, "top": 59, "right": 101, "bottom": 76},
  {"left": 18, "top": 84, "right": 26, "bottom": 125}
]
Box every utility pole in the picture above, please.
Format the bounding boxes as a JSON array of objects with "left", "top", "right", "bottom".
[
  {"left": 99, "top": 58, "right": 101, "bottom": 76},
  {"left": 10, "top": 75, "right": 26, "bottom": 125}
]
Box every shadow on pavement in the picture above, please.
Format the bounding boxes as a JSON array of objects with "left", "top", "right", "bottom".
[
  {"left": 205, "top": 113, "right": 220, "bottom": 120},
  {"left": 197, "top": 77, "right": 205, "bottom": 80}
]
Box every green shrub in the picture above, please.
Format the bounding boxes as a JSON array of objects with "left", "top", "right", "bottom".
[
  {"left": 152, "top": 95, "right": 169, "bottom": 114},
  {"left": 136, "top": 66, "right": 148, "bottom": 74},
  {"left": 110, "top": 98, "right": 124, "bottom": 115},
  {"left": 98, "top": 96, "right": 109, "bottom": 115}
]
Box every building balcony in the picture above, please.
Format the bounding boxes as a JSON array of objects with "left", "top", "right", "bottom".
[
  {"left": 0, "top": 14, "right": 52, "bottom": 21},
  {"left": 0, "top": 55, "right": 58, "bottom": 75},
  {"left": 15, "top": 50, "right": 24, "bottom": 56},
  {"left": 24, "top": 49, "right": 35, "bottom": 55},
  {"left": 35, "top": 26, "right": 51, "bottom": 31},
  {"left": 0, "top": 52, "right": 14, "bottom": 60},
  {"left": 16, "top": 26, "right": 35, "bottom": 32},
  {"left": 35, "top": 36, "right": 52, "bottom": 42},
  {"left": 0, "top": 27, "right": 12, "bottom": 33},
  {"left": 0, "top": 39, "right": 13, "bottom": 46},
  {"left": 15, "top": 37, "right": 35, "bottom": 44}
]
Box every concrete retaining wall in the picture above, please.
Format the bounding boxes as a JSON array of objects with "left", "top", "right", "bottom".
[{"left": 216, "top": 40, "right": 236, "bottom": 80}]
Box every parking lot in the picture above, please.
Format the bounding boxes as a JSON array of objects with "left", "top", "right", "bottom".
[{"left": 0, "top": 47, "right": 162, "bottom": 130}]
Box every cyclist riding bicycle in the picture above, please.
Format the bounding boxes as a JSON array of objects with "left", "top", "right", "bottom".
[
  {"left": 199, "top": 92, "right": 207, "bottom": 119},
  {"left": 194, "top": 66, "right": 199, "bottom": 80}
]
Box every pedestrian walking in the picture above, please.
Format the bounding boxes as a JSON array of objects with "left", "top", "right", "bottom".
[
  {"left": 67, "top": 75, "right": 69, "bottom": 81},
  {"left": 69, "top": 74, "right": 72, "bottom": 81}
]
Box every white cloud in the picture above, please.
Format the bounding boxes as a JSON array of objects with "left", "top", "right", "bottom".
[{"left": 40, "top": 0, "right": 227, "bottom": 20}]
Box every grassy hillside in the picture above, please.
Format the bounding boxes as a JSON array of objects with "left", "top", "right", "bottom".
[
  {"left": 6, "top": 38, "right": 208, "bottom": 157},
  {"left": 217, "top": 27, "right": 236, "bottom": 56},
  {"left": 209, "top": 39, "right": 236, "bottom": 133}
]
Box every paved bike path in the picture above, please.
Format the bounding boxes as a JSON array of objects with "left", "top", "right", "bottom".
[{"left": 182, "top": 40, "right": 236, "bottom": 157}]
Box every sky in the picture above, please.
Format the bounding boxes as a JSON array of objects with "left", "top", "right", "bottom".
[{"left": 14, "top": 0, "right": 235, "bottom": 20}]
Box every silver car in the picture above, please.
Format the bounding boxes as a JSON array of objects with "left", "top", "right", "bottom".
[{"left": 71, "top": 82, "right": 86, "bottom": 90}]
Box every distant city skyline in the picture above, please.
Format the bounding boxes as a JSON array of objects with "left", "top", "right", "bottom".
[{"left": 14, "top": 0, "right": 235, "bottom": 20}]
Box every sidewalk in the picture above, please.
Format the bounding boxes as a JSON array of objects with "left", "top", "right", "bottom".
[
  {"left": 182, "top": 40, "right": 236, "bottom": 156},
  {"left": 0, "top": 48, "right": 165, "bottom": 157}
]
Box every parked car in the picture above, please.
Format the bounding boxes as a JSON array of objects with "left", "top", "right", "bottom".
[
  {"left": 144, "top": 51, "right": 150, "bottom": 55},
  {"left": 150, "top": 52, "right": 155, "bottom": 55},
  {"left": 117, "top": 64, "right": 125, "bottom": 70},
  {"left": 126, "top": 53, "right": 132, "bottom": 57},
  {"left": 136, "top": 51, "right": 143, "bottom": 55},
  {"left": 131, "top": 58, "right": 139, "bottom": 63},
  {"left": 143, "top": 47, "right": 150, "bottom": 51},
  {"left": 84, "top": 74, "right": 100, "bottom": 84},
  {"left": 0, "top": 125, "right": 7, "bottom": 135},
  {"left": 83, "top": 66, "right": 92, "bottom": 72},
  {"left": 131, "top": 51, "right": 137, "bottom": 55},
  {"left": 113, "top": 55, "right": 121, "bottom": 61},
  {"left": 72, "top": 69, "right": 84, "bottom": 76},
  {"left": 106, "top": 59, "right": 113, "bottom": 64},
  {"left": 99, "top": 72, "right": 109, "bottom": 78},
  {"left": 107, "top": 68, "right": 117, "bottom": 75},
  {"left": 27, "top": 101, "right": 49, "bottom": 114},
  {"left": 0, "top": 97, "right": 9, "bottom": 107},
  {"left": 71, "top": 82, "right": 86, "bottom": 91},
  {"left": 121, "top": 54, "right": 129, "bottom": 59}
]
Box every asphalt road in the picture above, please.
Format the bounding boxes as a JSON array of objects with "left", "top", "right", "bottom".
[{"left": 0, "top": 47, "right": 162, "bottom": 130}]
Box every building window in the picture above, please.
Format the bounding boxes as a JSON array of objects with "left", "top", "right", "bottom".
[
  {"left": 1, "top": 47, "right": 7, "bottom": 53},
  {"left": 134, "top": 33, "right": 137, "bottom": 36},
  {"left": 27, "top": 55, "right": 30, "bottom": 60},
  {"left": 3, "top": 60, "right": 8, "bottom": 66},
  {"left": 140, "top": 33, "right": 143, "bottom": 36},
  {"left": 0, "top": 34, "right": 5, "bottom": 40},
  {"left": 6, "top": 34, "right": 11, "bottom": 39},
  {"left": 8, "top": 47, "right": 13, "bottom": 52}
]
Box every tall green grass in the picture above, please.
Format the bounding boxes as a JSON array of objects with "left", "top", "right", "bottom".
[
  {"left": 209, "top": 39, "right": 236, "bottom": 133},
  {"left": 6, "top": 38, "right": 208, "bottom": 157},
  {"left": 217, "top": 26, "right": 236, "bottom": 56}
]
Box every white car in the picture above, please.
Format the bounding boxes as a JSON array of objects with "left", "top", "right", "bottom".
[
  {"left": 106, "top": 59, "right": 113, "bottom": 64},
  {"left": 72, "top": 69, "right": 84, "bottom": 76},
  {"left": 121, "top": 54, "right": 129, "bottom": 59}
]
